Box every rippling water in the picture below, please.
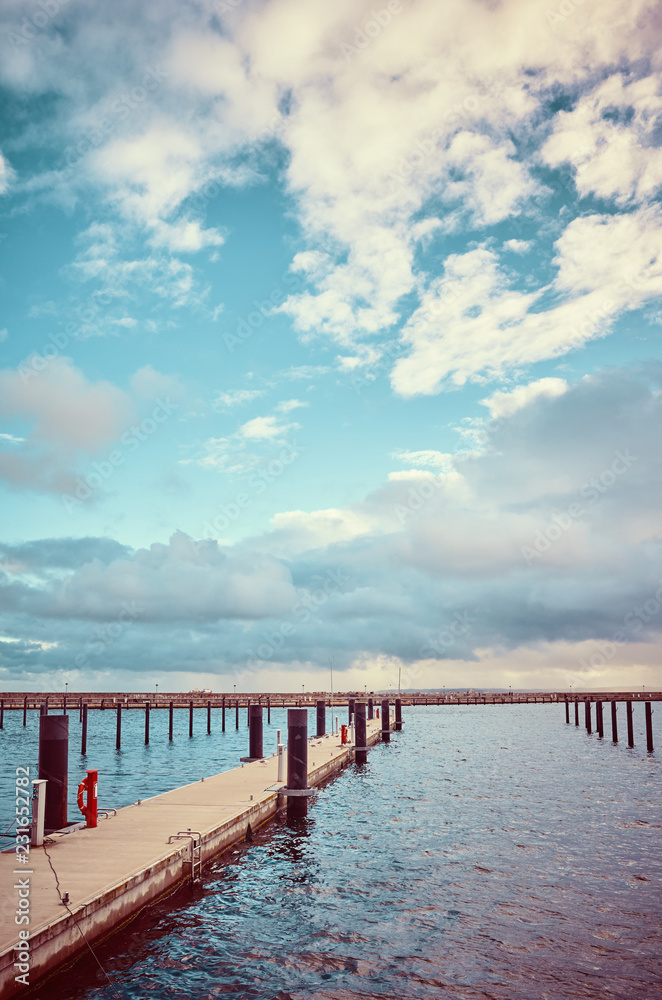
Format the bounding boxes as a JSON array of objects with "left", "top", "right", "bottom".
[{"left": 3, "top": 703, "right": 661, "bottom": 999}]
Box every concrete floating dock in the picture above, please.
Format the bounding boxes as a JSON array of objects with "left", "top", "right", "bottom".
[{"left": 0, "top": 717, "right": 389, "bottom": 998}]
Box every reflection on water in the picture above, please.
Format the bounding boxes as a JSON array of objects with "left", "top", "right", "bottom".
[{"left": 3, "top": 704, "right": 660, "bottom": 999}]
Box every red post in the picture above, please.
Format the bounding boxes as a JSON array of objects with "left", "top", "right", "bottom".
[
  {"left": 85, "top": 768, "right": 98, "bottom": 828},
  {"left": 340, "top": 724, "right": 348, "bottom": 745}
]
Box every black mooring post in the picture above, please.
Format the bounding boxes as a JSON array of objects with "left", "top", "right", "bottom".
[
  {"left": 207, "top": 700, "right": 211, "bottom": 735},
  {"left": 286, "top": 708, "right": 308, "bottom": 821},
  {"left": 236, "top": 699, "right": 239, "bottom": 729},
  {"left": 381, "top": 699, "right": 390, "bottom": 742},
  {"left": 168, "top": 701, "right": 174, "bottom": 741},
  {"left": 596, "top": 700, "right": 604, "bottom": 738},
  {"left": 63, "top": 695, "right": 67, "bottom": 715},
  {"left": 627, "top": 700, "right": 634, "bottom": 747},
  {"left": 0, "top": 699, "right": 3, "bottom": 729},
  {"left": 368, "top": 697, "right": 373, "bottom": 720},
  {"left": 395, "top": 698, "right": 402, "bottom": 731},
  {"left": 611, "top": 700, "right": 618, "bottom": 743},
  {"left": 189, "top": 700, "right": 194, "bottom": 738},
  {"left": 242, "top": 704, "right": 263, "bottom": 762},
  {"left": 247, "top": 699, "right": 251, "bottom": 727},
  {"left": 565, "top": 698, "right": 569, "bottom": 724},
  {"left": 23, "top": 696, "right": 27, "bottom": 727},
  {"left": 116, "top": 703, "right": 122, "bottom": 750},
  {"left": 316, "top": 699, "right": 326, "bottom": 738},
  {"left": 39, "top": 714, "right": 69, "bottom": 832},
  {"left": 79, "top": 697, "right": 82, "bottom": 722},
  {"left": 81, "top": 703, "right": 88, "bottom": 755},
  {"left": 574, "top": 699, "right": 579, "bottom": 726},
  {"left": 355, "top": 701, "right": 367, "bottom": 765},
  {"left": 267, "top": 697, "right": 271, "bottom": 724},
  {"left": 222, "top": 697, "right": 226, "bottom": 732},
  {"left": 645, "top": 702, "right": 654, "bottom": 752},
  {"left": 145, "top": 702, "right": 150, "bottom": 745},
  {"left": 584, "top": 700, "right": 591, "bottom": 734},
  {"left": 348, "top": 698, "right": 355, "bottom": 724}
]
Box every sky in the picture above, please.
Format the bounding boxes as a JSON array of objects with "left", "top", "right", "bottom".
[{"left": 1, "top": 0, "right": 661, "bottom": 694}]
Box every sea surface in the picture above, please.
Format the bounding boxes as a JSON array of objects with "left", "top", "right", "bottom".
[{"left": 1, "top": 702, "right": 660, "bottom": 999}]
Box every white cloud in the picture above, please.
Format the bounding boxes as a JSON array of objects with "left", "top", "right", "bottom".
[
  {"left": 276, "top": 398, "right": 308, "bottom": 413},
  {"left": 391, "top": 204, "right": 662, "bottom": 396},
  {"left": 0, "top": 327, "right": 7, "bottom": 341},
  {"left": 502, "top": 239, "right": 531, "bottom": 254},
  {"left": 240, "top": 414, "right": 300, "bottom": 440},
  {"left": 0, "top": 151, "right": 14, "bottom": 195},
  {"left": 481, "top": 378, "right": 568, "bottom": 420},
  {"left": 542, "top": 73, "right": 662, "bottom": 205},
  {"left": 391, "top": 449, "right": 455, "bottom": 472},
  {"left": 213, "top": 388, "right": 265, "bottom": 409},
  {"left": 130, "top": 364, "right": 185, "bottom": 402}
]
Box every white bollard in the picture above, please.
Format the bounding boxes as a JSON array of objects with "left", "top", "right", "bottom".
[
  {"left": 335, "top": 716, "right": 339, "bottom": 735},
  {"left": 31, "top": 779, "right": 47, "bottom": 847},
  {"left": 276, "top": 728, "right": 281, "bottom": 753}
]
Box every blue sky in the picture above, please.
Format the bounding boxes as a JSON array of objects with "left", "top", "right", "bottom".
[{"left": 1, "top": 0, "right": 662, "bottom": 693}]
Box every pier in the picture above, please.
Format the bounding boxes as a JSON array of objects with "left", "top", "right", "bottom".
[{"left": 0, "top": 713, "right": 391, "bottom": 998}]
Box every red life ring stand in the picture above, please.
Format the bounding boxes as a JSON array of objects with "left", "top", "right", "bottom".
[{"left": 77, "top": 777, "right": 88, "bottom": 816}]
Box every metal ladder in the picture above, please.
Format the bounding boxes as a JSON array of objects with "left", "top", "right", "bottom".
[{"left": 167, "top": 829, "right": 202, "bottom": 880}]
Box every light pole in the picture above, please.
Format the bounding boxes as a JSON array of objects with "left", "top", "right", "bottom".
[
  {"left": 155, "top": 683, "right": 158, "bottom": 699},
  {"left": 234, "top": 684, "right": 236, "bottom": 695},
  {"left": 65, "top": 681, "right": 68, "bottom": 696}
]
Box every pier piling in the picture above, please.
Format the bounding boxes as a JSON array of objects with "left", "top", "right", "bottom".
[
  {"left": 189, "top": 700, "right": 194, "bottom": 738},
  {"left": 144, "top": 702, "right": 150, "bottom": 745},
  {"left": 39, "top": 714, "right": 68, "bottom": 832},
  {"left": 235, "top": 700, "right": 239, "bottom": 730},
  {"left": 368, "top": 697, "right": 373, "bottom": 720},
  {"left": 222, "top": 697, "right": 226, "bottom": 732},
  {"left": 242, "top": 704, "right": 264, "bottom": 762},
  {"left": 267, "top": 697, "right": 271, "bottom": 724},
  {"left": 611, "top": 700, "right": 618, "bottom": 743},
  {"left": 0, "top": 699, "right": 3, "bottom": 730},
  {"left": 23, "top": 695, "right": 27, "bottom": 727},
  {"left": 116, "top": 704, "right": 122, "bottom": 750},
  {"left": 355, "top": 701, "right": 367, "bottom": 765},
  {"left": 395, "top": 697, "right": 402, "bottom": 731},
  {"left": 286, "top": 708, "right": 309, "bottom": 820},
  {"left": 169, "top": 701, "right": 174, "bottom": 741},
  {"left": 207, "top": 700, "right": 211, "bottom": 735},
  {"left": 381, "top": 699, "right": 390, "bottom": 742},
  {"left": 596, "top": 700, "right": 604, "bottom": 738},
  {"left": 574, "top": 699, "right": 579, "bottom": 726},
  {"left": 316, "top": 700, "right": 326, "bottom": 737},
  {"left": 565, "top": 698, "right": 569, "bottom": 724},
  {"left": 348, "top": 698, "right": 355, "bottom": 724},
  {"left": 81, "top": 703, "right": 88, "bottom": 755},
  {"left": 247, "top": 699, "right": 250, "bottom": 727},
  {"left": 645, "top": 702, "right": 654, "bottom": 752},
  {"left": 584, "top": 700, "right": 592, "bottom": 735},
  {"left": 627, "top": 700, "right": 634, "bottom": 747}
]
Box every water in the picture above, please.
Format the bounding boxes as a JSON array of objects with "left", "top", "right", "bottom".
[{"left": 2, "top": 704, "right": 661, "bottom": 999}]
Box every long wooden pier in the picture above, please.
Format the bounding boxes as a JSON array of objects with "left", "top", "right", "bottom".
[
  {"left": 1, "top": 689, "right": 660, "bottom": 714},
  {"left": 0, "top": 716, "right": 389, "bottom": 998}
]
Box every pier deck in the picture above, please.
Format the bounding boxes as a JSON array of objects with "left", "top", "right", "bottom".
[{"left": 0, "top": 718, "right": 387, "bottom": 998}]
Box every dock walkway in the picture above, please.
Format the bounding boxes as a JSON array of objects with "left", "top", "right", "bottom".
[{"left": 0, "top": 718, "right": 387, "bottom": 998}]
